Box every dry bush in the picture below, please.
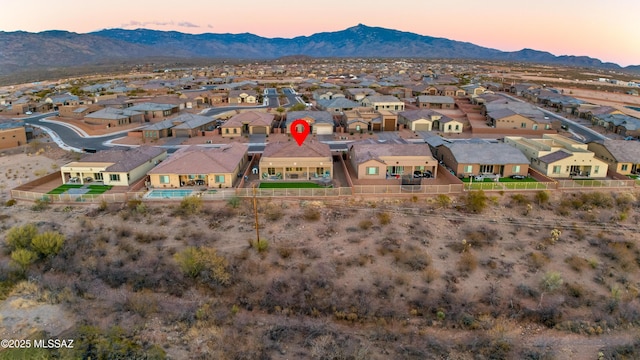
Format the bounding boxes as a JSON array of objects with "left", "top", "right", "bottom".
[
  {"left": 303, "top": 207, "right": 321, "bottom": 221},
  {"left": 264, "top": 204, "right": 284, "bottom": 221},
  {"left": 527, "top": 251, "right": 550, "bottom": 271},
  {"left": 604, "top": 241, "right": 638, "bottom": 271},
  {"left": 124, "top": 290, "right": 159, "bottom": 318},
  {"left": 358, "top": 219, "right": 373, "bottom": 230},
  {"left": 462, "top": 190, "right": 489, "bottom": 213},
  {"left": 564, "top": 255, "right": 589, "bottom": 273},
  {"left": 277, "top": 246, "right": 294, "bottom": 259},
  {"left": 457, "top": 251, "right": 478, "bottom": 274},
  {"left": 423, "top": 267, "right": 439, "bottom": 284},
  {"left": 393, "top": 248, "right": 432, "bottom": 271},
  {"left": 134, "top": 232, "right": 167, "bottom": 244},
  {"left": 377, "top": 211, "right": 391, "bottom": 225},
  {"left": 510, "top": 193, "right": 530, "bottom": 206}
]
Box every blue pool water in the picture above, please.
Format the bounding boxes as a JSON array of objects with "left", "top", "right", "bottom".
[
  {"left": 146, "top": 189, "right": 194, "bottom": 198},
  {"left": 626, "top": 106, "right": 640, "bottom": 112}
]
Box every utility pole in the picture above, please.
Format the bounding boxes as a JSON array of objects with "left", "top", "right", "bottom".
[{"left": 253, "top": 184, "right": 259, "bottom": 245}]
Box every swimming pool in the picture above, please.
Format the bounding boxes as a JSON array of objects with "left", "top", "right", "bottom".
[{"left": 146, "top": 189, "right": 194, "bottom": 198}]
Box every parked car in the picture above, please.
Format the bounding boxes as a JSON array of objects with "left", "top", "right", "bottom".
[
  {"left": 510, "top": 174, "right": 526, "bottom": 180},
  {"left": 25, "top": 111, "right": 32, "bottom": 115}
]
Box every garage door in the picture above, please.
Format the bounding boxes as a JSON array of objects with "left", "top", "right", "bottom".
[
  {"left": 413, "top": 123, "right": 431, "bottom": 131},
  {"left": 315, "top": 125, "right": 333, "bottom": 135},
  {"left": 252, "top": 126, "right": 267, "bottom": 134}
]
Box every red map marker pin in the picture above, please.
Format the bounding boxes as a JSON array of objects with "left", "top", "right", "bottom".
[{"left": 290, "top": 119, "right": 310, "bottom": 146}]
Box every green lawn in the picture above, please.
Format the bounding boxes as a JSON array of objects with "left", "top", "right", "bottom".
[
  {"left": 461, "top": 177, "right": 537, "bottom": 183},
  {"left": 259, "top": 182, "right": 325, "bottom": 189},
  {"left": 47, "top": 184, "right": 112, "bottom": 195}
]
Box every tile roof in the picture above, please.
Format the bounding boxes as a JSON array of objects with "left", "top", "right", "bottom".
[
  {"left": 286, "top": 111, "right": 334, "bottom": 125},
  {"left": 442, "top": 142, "right": 530, "bottom": 165},
  {"left": 128, "top": 103, "right": 176, "bottom": 112},
  {"left": 538, "top": 150, "right": 573, "bottom": 164},
  {"left": 222, "top": 111, "right": 274, "bottom": 128},
  {"left": 86, "top": 107, "right": 142, "bottom": 120},
  {"left": 143, "top": 119, "right": 175, "bottom": 131},
  {"left": 148, "top": 144, "right": 247, "bottom": 174},
  {"left": 600, "top": 140, "right": 640, "bottom": 163},
  {"left": 262, "top": 141, "right": 331, "bottom": 158},
  {"left": 417, "top": 95, "right": 455, "bottom": 104},
  {"left": 171, "top": 113, "right": 215, "bottom": 129},
  {"left": 79, "top": 146, "right": 166, "bottom": 172},
  {"left": 350, "top": 142, "right": 431, "bottom": 165},
  {"left": 316, "top": 98, "right": 360, "bottom": 110}
]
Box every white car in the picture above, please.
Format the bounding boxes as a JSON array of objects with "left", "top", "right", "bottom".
[{"left": 25, "top": 111, "right": 32, "bottom": 115}]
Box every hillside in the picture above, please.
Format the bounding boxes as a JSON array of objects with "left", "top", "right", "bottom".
[{"left": 0, "top": 24, "right": 637, "bottom": 80}]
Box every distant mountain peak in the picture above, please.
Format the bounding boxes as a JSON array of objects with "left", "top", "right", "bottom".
[{"left": 0, "top": 24, "right": 636, "bottom": 81}]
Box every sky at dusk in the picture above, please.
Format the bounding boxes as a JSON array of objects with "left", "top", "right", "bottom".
[{"left": 2, "top": 0, "right": 639, "bottom": 66}]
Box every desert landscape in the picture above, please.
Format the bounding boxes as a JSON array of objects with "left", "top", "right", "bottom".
[{"left": 1, "top": 144, "right": 640, "bottom": 359}]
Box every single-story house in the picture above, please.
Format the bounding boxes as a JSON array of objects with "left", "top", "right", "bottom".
[
  {"left": 60, "top": 146, "right": 167, "bottom": 186},
  {"left": 84, "top": 107, "right": 145, "bottom": 127},
  {"left": 228, "top": 90, "right": 258, "bottom": 104},
  {"left": 349, "top": 140, "right": 437, "bottom": 179},
  {"left": 588, "top": 140, "right": 640, "bottom": 175},
  {"left": 505, "top": 134, "right": 608, "bottom": 178},
  {"left": 127, "top": 103, "right": 179, "bottom": 122},
  {"left": 286, "top": 111, "right": 334, "bottom": 135},
  {"left": 147, "top": 143, "right": 248, "bottom": 188},
  {"left": 436, "top": 141, "right": 530, "bottom": 179},
  {"left": 171, "top": 113, "right": 218, "bottom": 138},
  {"left": 221, "top": 111, "right": 274, "bottom": 138},
  {"left": 316, "top": 97, "right": 360, "bottom": 113},
  {"left": 416, "top": 96, "right": 455, "bottom": 110},
  {"left": 398, "top": 109, "right": 451, "bottom": 132},
  {"left": 141, "top": 119, "right": 175, "bottom": 140},
  {"left": 360, "top": 95, "right": 405, "bottom": 111},
  {"left": 260, "top": 141, "right": 333, "bottom": 181}
]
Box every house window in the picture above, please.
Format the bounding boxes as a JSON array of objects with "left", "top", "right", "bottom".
[
  {"left": 594, "top": 166, "right": 599, "bottom": 174},
  {"left": 366, "top": 167, "right": 379, "bottom": 175},
  {"left": 233, "top": 128, "right": 237, "bottom": 134},
  {"left": 455, "top": 124, "right": 460, "bottom": 131},
  {"left": 267, "top": 168, "right": 276, "bottom": 175},
  {"left": 448, "top": 125, "right": 452, "bottom": 130},
  {"left": 479, "top": 165, "right": 494, "bottom": 173},
  {"left": 621, "top": 164, "right": 628, "bottom": 171},
  {"left": 513, "top": 165, "right": 521, "bottom": 174},
  {"left": 553, "top": 166, "right": 561, "bottom": 174},
  {"left": 110, "top": 174, "right": 120, "bottom": 182},
  {"left": 225, "top": 129, "right": 229, "bottom": 134},
  {"left": 355, "top": 125, "right": 361, "bottom": 132},
  {"left": 214, "top": 175, "right": 225, "bottom": 183},
  {"left": 159, "top": 175, "right": 170, "bottom": 184},
  {"left": 521, "top": 122, "right": 527, "bottom": 128},
  {"left": 532, "top": 125, "right": 538, "bottom": 130},
  {"left": 464, "top": 165, "right": 472, "bottom": 173},
  {"left": 389, "top": 166, "right": 404, "bottom": 175},
  {"left": 94, "top": 173, "right": 103, "bottom": 181}
]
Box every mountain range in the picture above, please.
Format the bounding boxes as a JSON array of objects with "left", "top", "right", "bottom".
[{"left": 0, "top": 24, "right": 637, "bottom": 79}]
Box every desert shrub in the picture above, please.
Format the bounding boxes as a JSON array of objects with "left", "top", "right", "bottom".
[
  {"left": 74, "top": 325, "right": 166, "bottom": 360},
  {"left": 464, "top": 227, "right": 498, "bottom": 249},
  {"left": 31, "top": 231, "right": 65, "bottom": 258},
  {"left": 174, "top": 246, "right": 230, "bottom": 286},
  {"left": 535, "top": 190, "right": 550, "bottom": 206},
  {"left": 511, "top": 193, "right": 530, "bottom": 205},
  {"left": 227, "top": 196, "right": 241, "bottom": 208},
  {"left": 10, "top": 248, "right": 37, "bottom": 273},
  {"left": 264, "top": 205, "right": 284, "bottom": 221},
  {"left": 463, "top": 190, "right": 488, "bottom": 213},
  {"left": 5, "top": 199, "right": 17, "bottom": 207},
  {"left": 394, "top": 249, "right": 432, "bottom": 271},
  {"left": 377, "top": 211, "right": 391, "bottom": 225},
  {"left": 435, "top": 194, "right": 451, "bottom": 208},
  {"left": 124, "top": 290, "right": 159, "bottom": 318},
  {"left": 581, "top": 191, "right": 614, "bottom": 209},
  {"left": 358, "top": 219, "right": 373, "bottom": 230},
  {"left": 252, "top": 238, "right": 269, "bottom": 253},
  {"left": 277, "top": 246, "right": 294, "bottom": 259},
  {"left": 516, "top": 284, "right": 540, "bottom": 299},
  {"left": 31, "top": 197, "right": 51, "bottom": 211},
  {"left": 423, "top": 267, "right": 439, "bottom": 283},
  {"left": 457, "top": 251, "right": 478, "bottom": 274},
  {"left": 527, "top": 251, "right": 550, "bottom": 270},
  {"left": 564, "top": 255, "right": 589, "bottom": 273},
  {"left": 615, "top": 192, "right": 636, "bottom": 211},
  {"left": 176, "top": 196, "right": 203, "bottom": 215},
  {"left": 540, "top": 271, "right": 563, "bottom": 292},
  {"left": 303, "top": 207, "right": 321, "bottom": 221},
  {"left": 605, "top": 241, "right": 638, "bottom": 271},
  {"left": 134, "top": 232, "right": 167, "bottom": 244},
  {"left": 5, "top": 223, "right": 38, "bottom": 251}
]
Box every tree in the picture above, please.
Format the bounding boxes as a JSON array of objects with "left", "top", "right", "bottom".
[
  {"left": 5, "top": 224, "right": 38, "bottom": 251},
  {"left": 289, "top": 103, "right": 307, "bottom": 112}
]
